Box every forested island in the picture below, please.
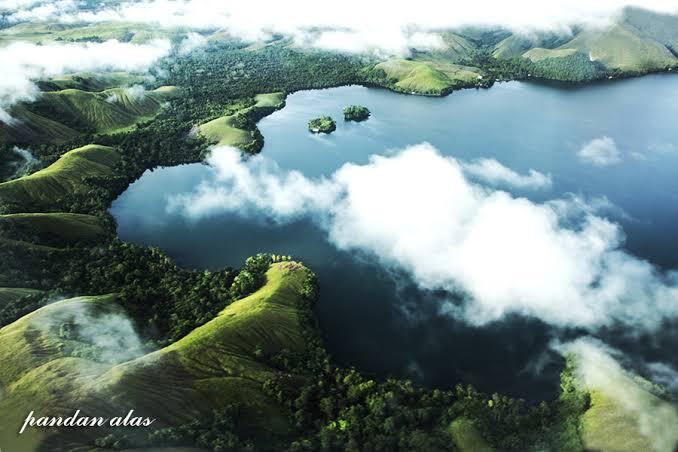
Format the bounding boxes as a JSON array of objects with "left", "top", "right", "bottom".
[
  {"left": 308, "top": 116, "right": 337, "bottom": 134},
  {"left": 343, "top": 105, "right": 371, "bottom": 121}
]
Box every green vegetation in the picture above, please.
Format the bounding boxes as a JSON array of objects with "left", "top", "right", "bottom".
[
  {"left": 0, "top": 144, "right": 120, "bottom": 212},
  {"left": 0, "top": 287, "right": 42, "bottom": 305},
  {"left": 308, "top": 116, "right": 336, "bottom": 134},
  {"left": 0, "top": 263, "right": 318, "bottom": 450},
  {"left": 343, "top": 105, "right": 370, "bottom": 122},
  {"left": 0, "top": 21, "right": 677, "bottom": 451},
  {"left": 0, "top": 20, "right": 178, "bottom": 45},
  {"left": 373, "top": 59, "right": 488, "bottom": 95},
  {"left": 526, "top": 50, "right": 607, "bottom": 82},
  {"left": 199, "top": 92, "right": 285, "bottom": 151},
  {"left": 0, "top": 85, "right": 178, "bottom": 145},
  {"left": 38, "top": 72, "right": 149, "bottom": 92},
  {"left": 0, "top": 212, "right": 108, "bottom": 247}
]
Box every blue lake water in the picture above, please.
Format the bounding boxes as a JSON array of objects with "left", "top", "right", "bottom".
[{"left": 111, "top": 75, "right": 678, "bottom": 401}]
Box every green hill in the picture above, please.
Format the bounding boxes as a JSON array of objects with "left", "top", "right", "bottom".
[
  {"left": 0, "top": 144, "right": 120, "bottom": 212},
  {"left": 0, "top": 213, "right": 108, "bottom": 247},
  {"left": 622, "top": 7, "right": 678, "bottom": 52},
  {"left": 567, "top": 348, "right": 678, "bottom": 452},
  {"left": 199, "top": 92, "right": 285, "bottom": 148},
  {"left": 374, "top": 59, "right": 484, "bottom": 95},
  {"left": 0, "top": 287, "right": 42, "bottom": 305},
  {"left": 0, "top": 262, "right": 315, "bottom": 451},
  {"left": 39, "top": 72, "right": 149, "bottom": 93},
  {"left": 0, "top": 21, "right": 179, "bottom": 45},
  {"left": 520, "top": 23, "right": 678, "bottom": 76},
  {"left": 0, "top": 105, "right": 79, "bottom": 144},
  {"left": 560, "top": 23, "right": 677, "bottom": 72},
  {"left": 34, "top": 85, "right": 179, "bottom": 134},
  {"left": 1, "top": 86, "right": 179, "bottom": 144},
  {"left": 428, "top": 32, "right": 477, "bottom": 62},
  {"left": 493, "top": 32, "right": 572, "bottom": 59}
]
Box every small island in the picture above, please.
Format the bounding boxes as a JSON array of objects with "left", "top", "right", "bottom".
[
  {"left": 343, "top": 105, "right": 371, "bottom": 122},
  {"left": 308, "top": 116, "right": 336, "bottom": 134}
]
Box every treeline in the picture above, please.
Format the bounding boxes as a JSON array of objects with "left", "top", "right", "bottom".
[
  {"left": 0, "top": 247, "right": 276, "bottom": 345},
  {"left": 530, "top": 53, "right": 607, "bottom": 82}
]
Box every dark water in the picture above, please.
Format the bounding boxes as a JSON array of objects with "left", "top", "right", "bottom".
[{"left": 111, "top": 75, "right": 678, "bottom": 401}]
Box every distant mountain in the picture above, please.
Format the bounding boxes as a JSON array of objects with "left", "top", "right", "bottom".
[{"left": 495, "top": 7, "right": 678, "bottom": 77}]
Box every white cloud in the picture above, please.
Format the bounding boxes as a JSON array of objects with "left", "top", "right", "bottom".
[
  {"left": 578, "top": 136, "right": 622, "bottom": 166},
  {"left": 5, "top": 1, "right": 678, "bottom": 55},
  {"left": 0, "top": 39, "right": 171, "bottom": 123},
  {"left": 646, "top": 362, "right": 678, "bottom": 393},
  {"left": 558, "top": 338, "right": 678, "bottom": 452},
  {"left": 178, "top": 31, "right": 208, "bottom": 55},
  {"left": 3, "top": 0, "right": 76, "bottom": 22},
  {"left": 167, "top": 143, "right": 678, "bottom": 330},
  {"left": 462, "top": 158, "right": 552, "bottom": 190},
  {"left": 106, "top": 84, "right": 148, "bottom": 103}
]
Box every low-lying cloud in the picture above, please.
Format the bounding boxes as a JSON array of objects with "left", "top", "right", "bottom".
[
  {"left": 462, "top": 158, "right": 552, "bottom": 190},
  {"left": 106, "top": 84, "right": 148, "bottom": 104},
  {"left": 558, "top": 337, "right": 678, "bottom": 452},
  {"left": 167, "top": 143, "right": 678, "bottom": 331},
  {"left": 0, "top": 39, "right": 171, "bottom": 123},
  {"left": 578, "top": 136, "right": 622, "bottom": 166},
  {"left": 4, "top": 1, "right": 678, "bottom": 55}
]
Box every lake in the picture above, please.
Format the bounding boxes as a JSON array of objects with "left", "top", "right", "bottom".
[{"left": 111, "top": 75, "right": 678, "bottom": 401}]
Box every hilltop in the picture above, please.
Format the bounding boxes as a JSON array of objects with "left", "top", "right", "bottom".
[{"left": 0, "top": 262, "right": 317, "bottom": 451}]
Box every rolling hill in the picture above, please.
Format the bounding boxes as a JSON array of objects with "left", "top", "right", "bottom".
[
  {"left": 0, "top": 213, "right": 108, "bottom": 247},
  {"left": 0, "top": 262, "right": 315, "bottom": 451},
  {"left": 199, "top": 92, "right": 285, "bottom": 148},
  {"left": 579, "top": 374, "right": 678, "bottom": 451},
  {"left": 1, "top": 85, "right": 179, "bottom": 144},
  {"left": 0, "top": 287, "right": 42, "bottom": 305},
  {"left": 0, "top": 144, "right": 120, "bottom": 212},
  {"left": 373, "top": 59, "right": 485, "bottom": 95},
  {"left": 0, "top": 21, "right": 178, "bottom": 45},
  {"left": 492, "top": 7, "right": 678, "bottom": 80}
]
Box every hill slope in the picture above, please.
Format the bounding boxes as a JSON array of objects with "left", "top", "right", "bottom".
[
  {"left": 0, "top": 262, "right": 315, "bottom": 451},
  {"left": 199, "top": 92, "right": 285, "bottom": 148},
  {"left": 1, "top": 86, "right": 179, "bottom": 144},
  {"left": 0, "top": 144, "right": 120, "bottom": 212},
  {"left": 374, "top": 59, "right": 484, "bottom": 95},
  {"left": 0, "top": 213, "right": 108, "bottom": 247}
]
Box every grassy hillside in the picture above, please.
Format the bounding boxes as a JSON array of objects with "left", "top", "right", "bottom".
[
  {"left": 39, "top": 72, "right": 149, "bottom": 92},
  {"left": 0, "top": 105, "right": 79, "bottom": 144},
  {"left": 522, "top": 47, "right": 578, "bottom": 62},
  {"left": 426, "top": 32, "right": 477, "bottom": 62},
  {"left": 0, "top": 262, "right": 314, "bottom": 451},
  {"left": 199, "top": 92, "right": 285, "bottom": 148},
  {"left": 0, "top": 21, "right": 178, "bottom": 45},
  {"left": 565, "top": 349, "right": 678, "bottom": 452},
  {"left": 0, "top": 213, "right": 108, "bottom": 247},
  {"left": 562, "top": 24, "right": 677, "bottom": 72},
  {"left": 0, "top": 287, "right": 42, "bottom": 305},
  {"left": 1, "top": 86, "right": 179, "bottom": 144},
  {"left": 493, "top": 32, "right": 572, "bottom": 59},
  {"left": 0, "top": 144, "right": 120, "bottom": 212},
  {"left": 374, "top": 59, "right": 484, "bottom": 95},
  {"left": 35, "top": 85, "right": 179, "bottom": 134},
  {"left": 520, "top": 23, "right": 678, "bottom": 77},
  {"left": 622, "top": 7, "right": 678, "bottom": 52}
]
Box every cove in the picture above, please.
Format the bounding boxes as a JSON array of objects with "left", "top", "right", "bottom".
[{"left": 111, "top": 75, "right": 678, "bottom": 401}]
